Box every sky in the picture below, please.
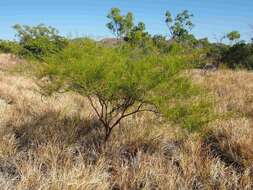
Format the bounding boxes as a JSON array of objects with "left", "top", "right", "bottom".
[{"left": 0, "top": 0, "right": 252, "bottom": 42}]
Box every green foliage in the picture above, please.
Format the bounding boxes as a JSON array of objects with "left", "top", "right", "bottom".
[
  {"left": 13, "top": 24, "right": 68, "bottom": 59},
  {"left": 0, "top": 40, "right": 22, "bottom": 54},
  {"left": 36, "top": 39, "right": 209, "bottom": 140},
  {"left": 106, "top": 7, "right": 151, "bottom": 48},
  {"left": 207, "top": 43, "right": 229, "bottom": 67},
  {"left": 124, "top": 12, "right": 134, "bottom": 36},
  {"left": 206, "top": 40, "right": 253, "bottom": 70},
  {"left": 197, "top": 38, "right": 210, "bottom": 48},
  {"left": 167, "top": 97, "right": 214, "bottom": 131},
  {"left": 165, "top": 10, "right": 194, "bottom": 41},
  {"left": 39, "top": 39, "right": 189, "bottom": 100},
  {"left": 126, "top": 22, "right": 150, "bottom": 46},
  {"left": 106, "top": 8, "right": 134, "bottom": 39},
  {"left": 152, "top": 35, "right": 171, "bottom": 53},
  {"left": 222, "top": 42, "right": 253, "bottom": 69},
  {"left": 226, "top": 31, "right": 240, "bottom": 44}
]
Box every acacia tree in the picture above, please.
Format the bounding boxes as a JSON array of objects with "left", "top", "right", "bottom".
[
  {"left": 38, "top": 40, "right": 192, "bottom": 142},
  {"left": 165, "top": 10, "right": 194, "bottom": 41}
]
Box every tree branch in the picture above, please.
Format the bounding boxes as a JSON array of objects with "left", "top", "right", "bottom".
[
  {"left": 110, "top": 102, "right": 143, "bottom": 129},
  {"left": 87, "top": 96, "right": 108, "bottom": 128}
]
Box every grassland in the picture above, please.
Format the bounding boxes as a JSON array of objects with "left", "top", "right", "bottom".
[{"left": 0, "top": 55, "right": 252, "bottom": 189}]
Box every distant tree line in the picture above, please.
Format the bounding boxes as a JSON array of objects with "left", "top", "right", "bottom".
[{"left": 0, "top": 7, "right": 252, "bottom": 69}]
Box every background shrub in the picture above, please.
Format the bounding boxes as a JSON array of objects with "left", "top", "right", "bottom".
[
  {"left": 13, "top": 24, "right": 68, "bottom": 59},
  {"left": 0, "top": 40, "right": 22, "bottom": 55},
  {"left": 222, "top": 42, "right": 253, "bottom": 69}
]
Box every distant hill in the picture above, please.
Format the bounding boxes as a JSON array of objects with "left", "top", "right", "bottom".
[{"left": 99, "top": 38, "right": 124, "bottom": 46}]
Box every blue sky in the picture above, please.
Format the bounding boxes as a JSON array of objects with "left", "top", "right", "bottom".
[{"left": 0, "top": 0, "right": 252, "bottom": 42}]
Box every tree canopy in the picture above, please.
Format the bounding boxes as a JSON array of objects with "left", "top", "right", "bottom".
[
  {"left": 106, "top": 8, "right": 134, "bottom": 39},
  {"left": 106, "top": 8, "right": 149, "bottom": 45},
  {"left": 165, "top": 10, "right": 194, "bottom": 41},
  {"left": 38, "top": 40, "right": 196, "bottom": 141},
  {"left": 226, "top": 31, "right": 241, "bottom": 44}
]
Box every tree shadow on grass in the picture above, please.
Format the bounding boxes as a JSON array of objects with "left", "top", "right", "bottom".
[
  {"left": 10, "top": 109, "right": 105, "bottom": 154},
  {"left": 201, "top": 130, "right": 245, "bottom": 173}
]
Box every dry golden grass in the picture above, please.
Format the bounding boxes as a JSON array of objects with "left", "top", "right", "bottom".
[
  {"left": 0, "top": 66, "right": 253, "bottom": 189},
  {"left": 0, "top": 54, "right": 23, "bottom": 71}
]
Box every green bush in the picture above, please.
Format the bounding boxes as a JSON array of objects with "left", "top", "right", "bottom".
[
  {"left": 222, "top": 42, "right": 253, "bottom": 69},
  {"left": 36, "top": 39, "right": 208, "bottom": 141},
  {"left": 206, "top": 43, "right": 229, "bottom": 67},
  {"left": 13, "top": 24, "right": 68, "bottom": 59},
  {"left": 152, "top": 35, "right": 171, "bottom": 54},
  {"left": 206, "top": 41, "right": 253, "bottom": 70},
  {"left": 0, "top": 40, "right": 22, "bottom": 54},
  {"left": 166, "top": 98, "right": 214, "bottom": 131}
]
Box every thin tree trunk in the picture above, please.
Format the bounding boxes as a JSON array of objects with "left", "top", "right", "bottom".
[{"left": 104, "top": 126, "right": 112, "bottom": 143}]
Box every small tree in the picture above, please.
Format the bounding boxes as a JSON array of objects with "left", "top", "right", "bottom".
[
  {"left": 124, "top": 12, "right": 134, "bottom": 38},
  {"left": 127, "top": 22, "right": 150, "bottom": 46},
  {"left": 106, "top": 8, "right": 134, "bottom": 40},
  {"left": 165, "top": 10, "right": 194, "bottom": 41},
  {"left": 38, "top": 40, "right": 193, "bottom": 142},
  {"left": 106, "top": 8, "right": 151, "bottom": 46},
  {"left": 226, "top": 31, "right": 240, "bottom": 45}
]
